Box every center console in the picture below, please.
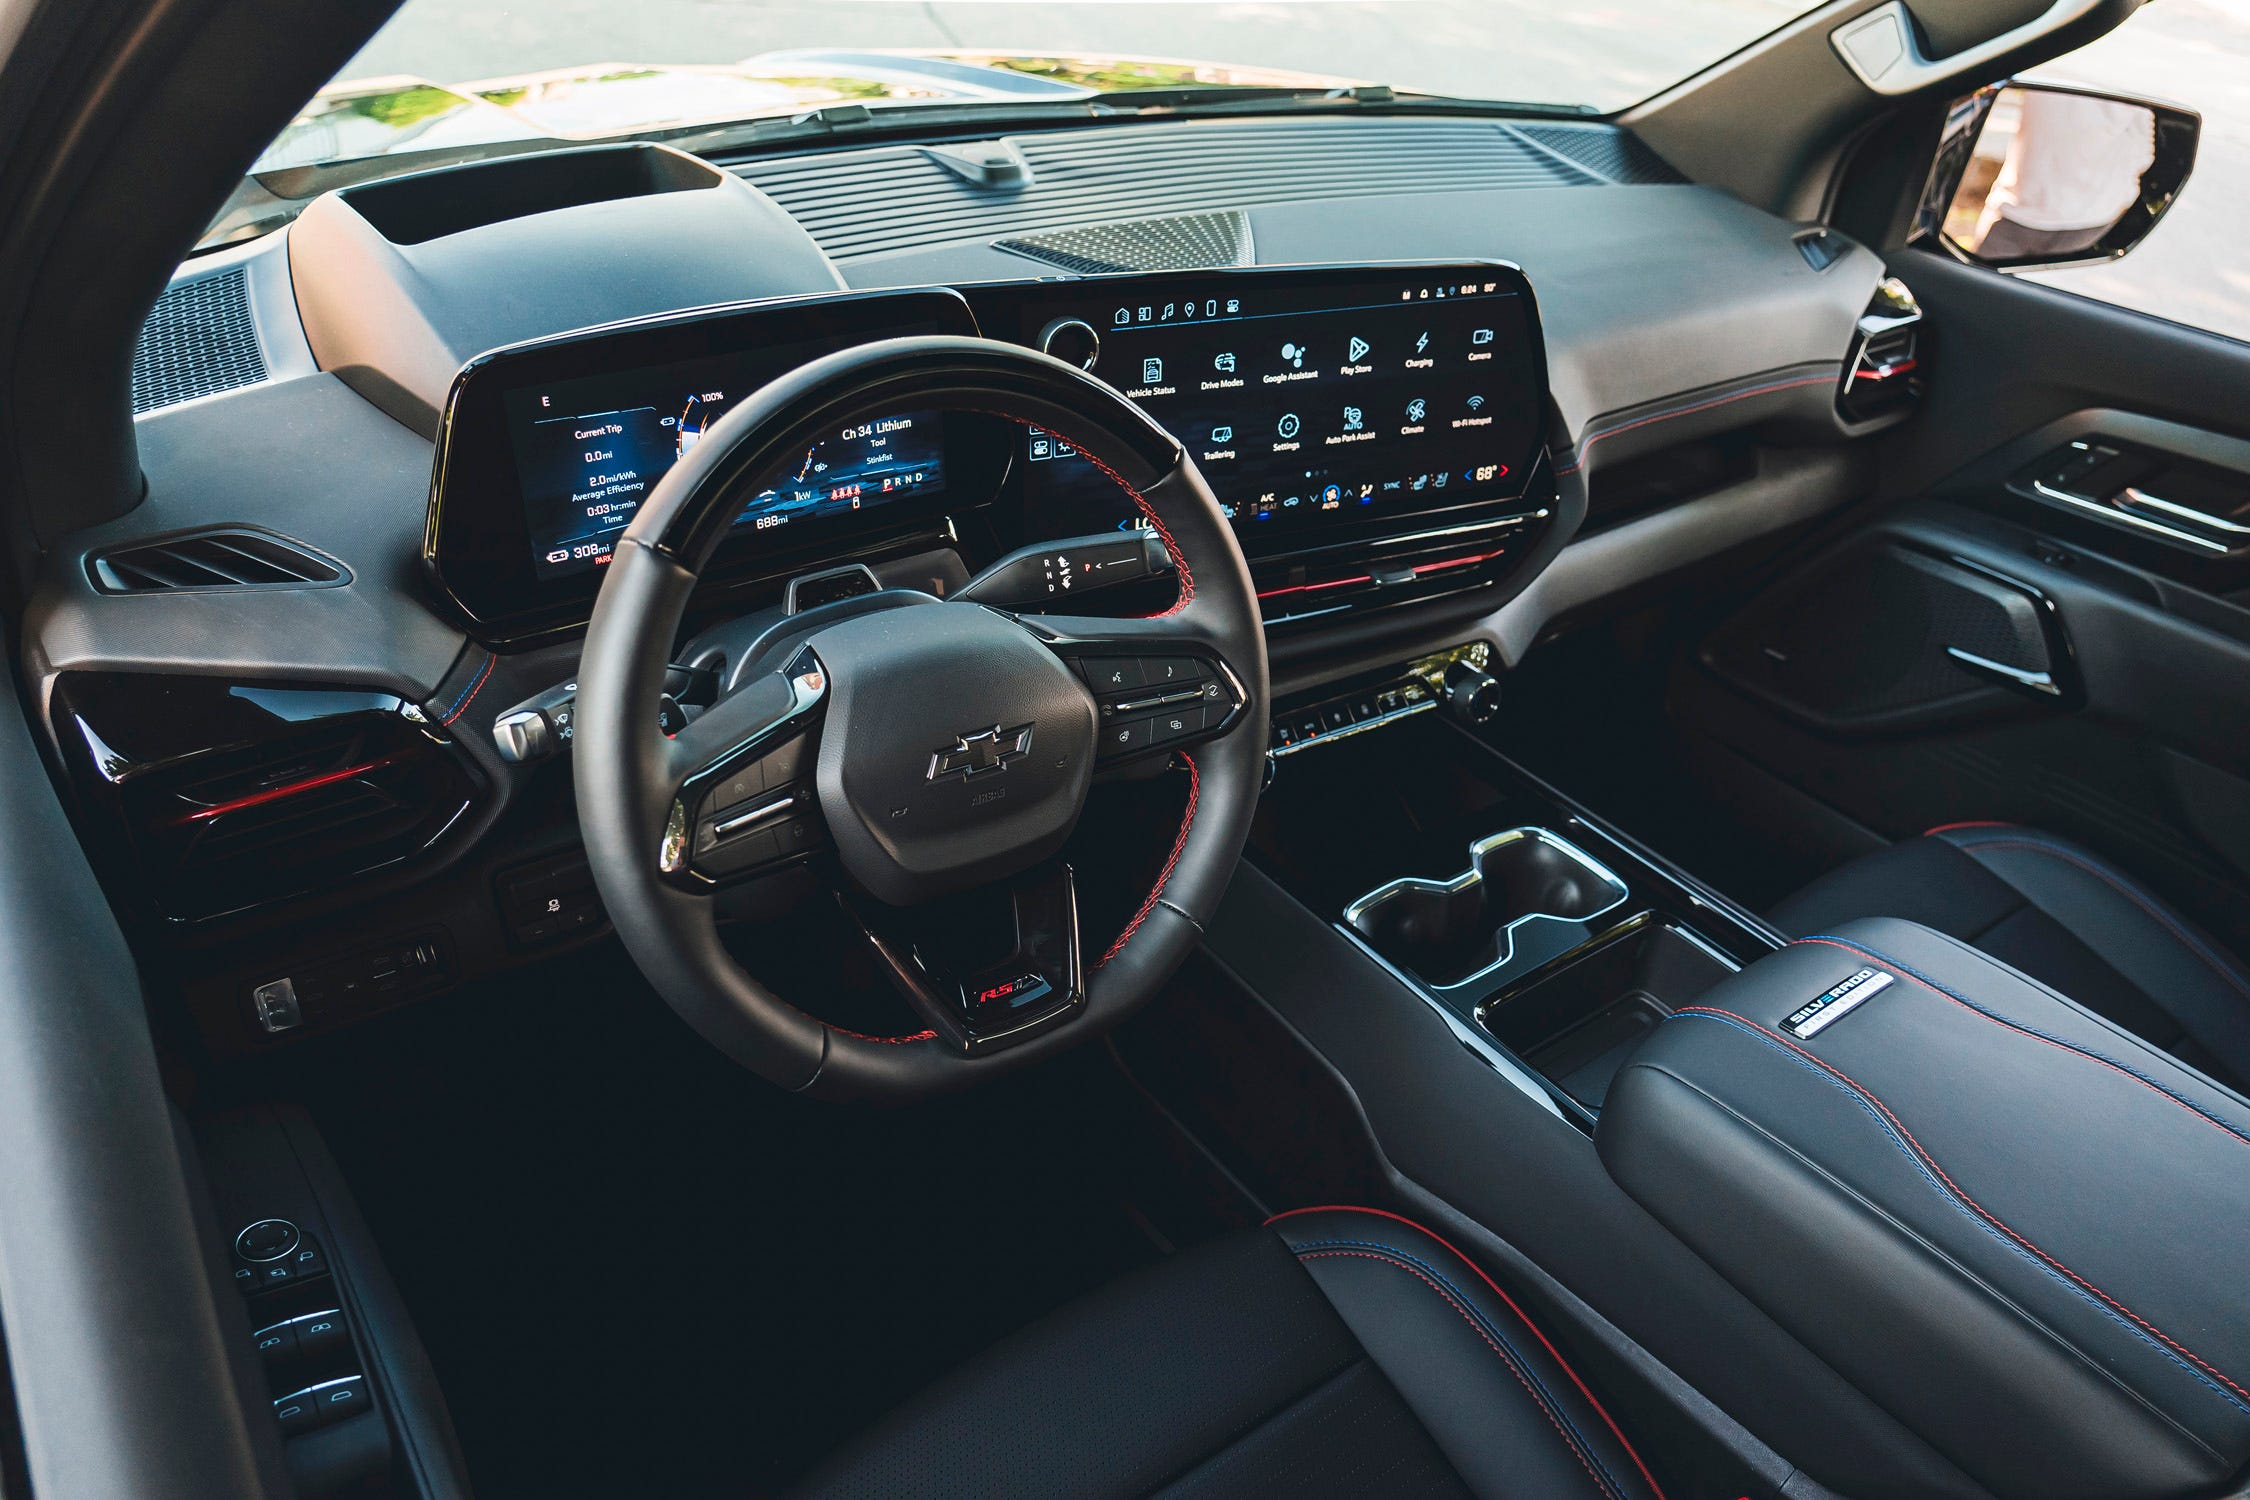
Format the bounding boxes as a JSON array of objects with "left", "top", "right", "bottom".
[
  {"left": 1244, "top": 646, "right": 1777, "bottom": 1128},
  {"left": 1598, "top": 917, "right": 2250, "bottom": 1500}
]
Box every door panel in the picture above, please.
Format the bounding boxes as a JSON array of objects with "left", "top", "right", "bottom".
[{"left": 1682, "top": 245, "right": 2250, "bottom": 958}]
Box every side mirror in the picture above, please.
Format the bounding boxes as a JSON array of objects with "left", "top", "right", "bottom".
[{"left": 1914, "top": 82, "right": 2199, "bottom": 271}]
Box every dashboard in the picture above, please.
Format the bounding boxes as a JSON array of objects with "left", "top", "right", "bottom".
[
  {"left": 29, "top": 117, "right": 1891, "bottom": 1055},
  {"left": 426, "top": 264, "right": 1555, "bottom": 641}
]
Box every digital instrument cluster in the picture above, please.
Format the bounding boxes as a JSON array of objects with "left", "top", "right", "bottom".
[
  {"left": 425, "top": 268, "right": 1551, "bottom": 641},
  {"left": 503, "top": 348, "right": 946, "bottom": 581}
]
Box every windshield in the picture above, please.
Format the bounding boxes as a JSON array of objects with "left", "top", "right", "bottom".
[{"left": 296, "top": 0, "right": 1824, "bottom": 155}]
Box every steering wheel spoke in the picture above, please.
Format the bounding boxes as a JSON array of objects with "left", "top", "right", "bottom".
[
  {"left": 1021, "top": 613, "right": 1252, "bottom": 770},
  {"left": 844, "top": 860, "right": 1085, "bottom": 1055},
  {"left": 660, "top": 650, "right": 830, "bottom": 889}
]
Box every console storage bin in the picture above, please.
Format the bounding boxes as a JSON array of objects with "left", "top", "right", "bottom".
[{"left": 1597, "top": 915, "right": 2250, "bottom": 1500}]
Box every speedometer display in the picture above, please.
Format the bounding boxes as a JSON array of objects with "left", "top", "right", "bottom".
[{"left": 504, "top": 349, "right": 947, "bottom": 582}]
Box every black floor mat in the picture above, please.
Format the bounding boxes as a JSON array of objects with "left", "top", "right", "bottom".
[{"left": 286, "top": 944, "right": 1201, "bottom": 1498}]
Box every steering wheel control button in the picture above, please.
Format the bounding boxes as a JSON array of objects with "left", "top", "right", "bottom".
[
  {"left": 1139, "top": 657, "right": 1207, "bottom": 687},
  {"left": 1083, "top": 658, "right": 1145, "bottom": 692},
  {"left": 236, "top": 1219, "right": 301, "bottom": 1263},
  {"left": 1104, "top": 719, "right": 1153, "bottom": 757}
]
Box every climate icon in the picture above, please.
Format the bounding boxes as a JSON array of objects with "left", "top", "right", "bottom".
[{"left": 1405, "top": 398, "right": 1427, "bottom": 423}]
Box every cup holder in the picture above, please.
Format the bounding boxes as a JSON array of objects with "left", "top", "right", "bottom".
[{"left": 1344, "top": 828, "right": 1630, "bottom": 994}]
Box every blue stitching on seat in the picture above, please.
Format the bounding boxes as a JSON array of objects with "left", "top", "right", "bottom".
[
  {"left": 1290, "top": 1236, "right": 1630, "bottom": 1498},
  {"left": 1668, "top": 1008, "right": 2250, "bottom": 1418},
  {"left": 1802, "top": 934, "right": 2250, "bottom": 1151},
  {"left": 1941, "top": 831, "right": 2250, "bottom": 1001}
]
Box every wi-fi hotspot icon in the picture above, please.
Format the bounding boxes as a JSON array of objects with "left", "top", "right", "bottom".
[{"left": 1466, "top": 394, "right": 1487, "bottom": 411}]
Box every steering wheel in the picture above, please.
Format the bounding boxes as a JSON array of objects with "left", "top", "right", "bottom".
[{"left": 574, "top": 336, "right": 1270, "bottom": 1101}]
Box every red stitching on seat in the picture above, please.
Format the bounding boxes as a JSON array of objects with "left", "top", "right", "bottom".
[
  {"left": 1293, "top": 1249, "right": 1622, "bottom": 1500},
  {"left": 1675, "top": 998, "right": 2250, "bottom": 1408},
  {"left": 1267, "top": 1205, "right": 1669, "bottom": 1500},
  {"left": 1097, "top": 753, "right": 1198, "bottom": 968}
]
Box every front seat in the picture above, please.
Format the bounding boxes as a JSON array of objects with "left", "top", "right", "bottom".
[
  {"left": 792, "top": 1207, "right": 1667, "bottom": 1500},
  {"left": 1771, "top": 821, "right": 2250, "bottom": 1088}
]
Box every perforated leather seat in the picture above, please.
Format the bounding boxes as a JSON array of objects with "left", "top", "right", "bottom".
[
  {"left": 791, "top": 1207, "right": 1667, "bottom": 1500},
  {"left": 1772, "top": 822, "right": 2250, "bottom": 1088}
]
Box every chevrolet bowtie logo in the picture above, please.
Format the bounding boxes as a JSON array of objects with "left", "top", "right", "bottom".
[{"left": 928, "top": 723, "right": 1035, "bottom": 783}]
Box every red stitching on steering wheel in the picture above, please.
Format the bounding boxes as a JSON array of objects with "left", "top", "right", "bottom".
[
  {"left": 1098, "top": 753, "right": 1199, "bottom": 968},
  {"left": 964, "top": 408, "right": 1196, "bottom": 619}
]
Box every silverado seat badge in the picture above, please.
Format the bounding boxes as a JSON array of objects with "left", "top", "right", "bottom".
[{"left": 1781, "top": 966, "right": 1893, "bottom": 1039}]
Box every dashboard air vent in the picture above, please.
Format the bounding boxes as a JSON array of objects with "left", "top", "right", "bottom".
[
  {"left": 132, "top": 268, "right": 266, "bottom": 414},
  {"left": 736, "top": 118, "right": 1611, "bottom": 260},
  {"left": 90, "top": 530, "right": 346, "bottom": 594},
  {"left": 1837, "top": 276, "right": 1923, "bottom": 425},
  {"left": 995, "top": 209, "right": 1252, "bottom": 273},
  {"left": 1512, "top": 124, "right": 1684, "bottom": 185}
]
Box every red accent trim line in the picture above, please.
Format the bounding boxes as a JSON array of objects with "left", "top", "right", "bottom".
[
  {"left": 174, "top": 753, "right": 410, "bottom": 825},
  {"left": 1257, "top": 573, "right": 1374, "bottom": 601},
  {"left": 1266, "top": 1204, "right": 1670, "bottom": 1500},
  {"left": 1853, "top": 358, "right": 1918, "bottom": 382},
  {"left": 1924, "top": 820, "right": 2016, "bottom": 836},
  {"left": 1555, "top": 371, "right": 1838, "bottom": 477},
  {"left": 1097, "top": 753, "right": 1199, "bottom": 968}
]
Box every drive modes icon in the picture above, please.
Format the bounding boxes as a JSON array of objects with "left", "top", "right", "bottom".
[{"left": 1213, "top": 352, "right": 1237, "bottom": 373}]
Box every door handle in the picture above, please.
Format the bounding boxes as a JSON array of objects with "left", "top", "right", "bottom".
[
  {"left": 1831, "top": 0, "right": 2105, "bottom": 96},
  {"left": 1946, "top": 645, "right": 2061, "bottom": 697}
]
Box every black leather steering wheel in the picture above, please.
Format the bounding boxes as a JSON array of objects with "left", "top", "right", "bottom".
[{"left": 574, "top": 336, "right": 1270, "bottom": 1101}]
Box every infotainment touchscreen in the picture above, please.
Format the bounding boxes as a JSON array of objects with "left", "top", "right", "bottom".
[
  {"left": 504, "top": 352, "right": 947, "bottom": 582},
  {"left": 995, "top": 266, "right": 1545, "bottom": 553}
]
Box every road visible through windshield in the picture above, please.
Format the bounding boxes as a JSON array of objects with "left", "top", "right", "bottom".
[{"left": 336, "top": 0, "right": 1817, "bottom": 114}]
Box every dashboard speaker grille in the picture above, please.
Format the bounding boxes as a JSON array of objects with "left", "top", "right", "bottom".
[
  {"left": 994, "top": 210, "right": 1252, "bottom": 273},
  {"left": 736, "top": 118, "right": 1618, "bottom": 261},
  {"left": 132, "top": 267, "right": 267, "bottom": 414},
  {"left": 1512, "top": 124, "right": 1685, "bottom": 185},
  {"left": 90, "top": 529, "right": 346, "bottom": 593}
]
